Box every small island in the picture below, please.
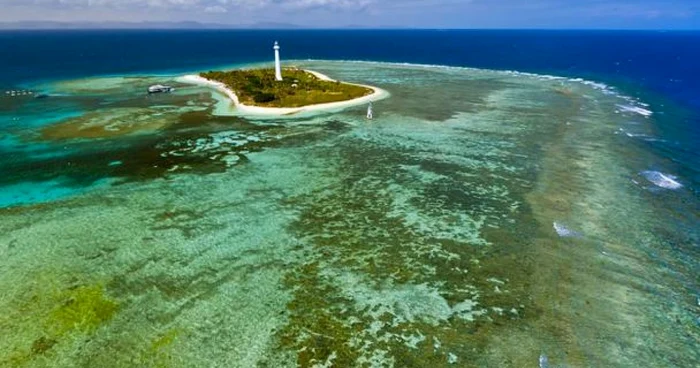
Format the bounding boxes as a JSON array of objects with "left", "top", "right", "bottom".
[
  {"left": 200, "top": 68, "right": 373, "bottom": 108},
  {"left": 178, "top": 41, "right": 388, "bottom": 116}
]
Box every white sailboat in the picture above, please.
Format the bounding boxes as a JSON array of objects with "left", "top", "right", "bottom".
[{"left": 367, "top": 101, "right": 373, "bottom": 120}]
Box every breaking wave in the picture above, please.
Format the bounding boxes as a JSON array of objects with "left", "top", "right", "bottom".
[
  {"left": 640, "top": 171, "right": 683, "bottom": 190},
  {"left": 616, "top": 104, "right": 653, "bottom": 117}
]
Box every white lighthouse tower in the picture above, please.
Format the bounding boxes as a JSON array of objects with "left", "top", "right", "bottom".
[{"left": 273, "top": 41, "right": 283, "bottom": 81}]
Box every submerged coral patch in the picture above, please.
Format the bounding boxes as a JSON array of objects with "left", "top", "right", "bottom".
[
  {"left": 39, "top": 106, "right": 208, "bottom": 140},
  {"left": 0, "top": 60, "right": 697, "bottom": 368}
]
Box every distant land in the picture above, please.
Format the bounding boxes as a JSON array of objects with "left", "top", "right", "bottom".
[{"left": 0, "top": 21, "right": 383, "bottom": 30}]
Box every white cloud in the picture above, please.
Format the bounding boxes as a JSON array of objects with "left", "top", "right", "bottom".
[
  {"left": 204, "top": 5, "right": 227, "bottom": 13},
  {"left": 1, "top": 0, "right": 697, "bottom": 27},
  {"left": 8, "top": 0, "right": 376, "bottom": 12}
]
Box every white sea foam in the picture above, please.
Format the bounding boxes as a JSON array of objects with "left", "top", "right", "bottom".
[
  {"left": 616, "top": 104, "right": 653, "bottom": 117},
  {"left": 617, "top": 128, "right": 651, "bottom": 139},
  {"left": 553, "top": 222, "right": 581, "bottom": 238},
  {"left": 626, "top": 132, "right": 651, "bottom": 138},
  {"left": 640, "top": 171, "right": 683, "bottom": 189}
]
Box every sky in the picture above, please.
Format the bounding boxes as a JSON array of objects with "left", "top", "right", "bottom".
[{"left": 1, "top": 0, "right": 699, "bottom": 29}]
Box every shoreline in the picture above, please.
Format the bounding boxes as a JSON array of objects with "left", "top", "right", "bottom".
[{"left": 176, "top": 69, "right": 389, "bottom": 117}]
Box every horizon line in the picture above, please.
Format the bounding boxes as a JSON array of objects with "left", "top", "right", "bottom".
[{"left": 1, "top": 27, "right": 699, "bottom": 32}]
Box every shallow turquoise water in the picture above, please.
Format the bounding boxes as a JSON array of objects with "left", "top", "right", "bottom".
[{"left": 0, "top": 61, "right": 697, "bottom": 367}]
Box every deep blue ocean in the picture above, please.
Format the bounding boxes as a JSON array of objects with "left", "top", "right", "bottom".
[{"left": 1, "top": 30, "right": 698, "bottom": 190}]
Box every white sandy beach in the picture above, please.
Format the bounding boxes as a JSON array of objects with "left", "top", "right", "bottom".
[{"left": 176, "top": 69, "right": 389, "bottom": 117}]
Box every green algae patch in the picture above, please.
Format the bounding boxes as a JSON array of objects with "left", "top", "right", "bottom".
[
  {"left": 48, "top": 284, "right": 119, "bottom": 335},
  {"left": 40, "top": 108, "right": 172, "bottom": 140},
  {"left": 278, "top": 262, "right": 363, "bottom": 367},
  {"left": 151, "top": 329, "right": 180, "bottom": 352},
  {"left": 30, "top": 336, "right": 57, "bottom": 355},
  {"left": 0, "top": 281, "right": 120, "bottom": 367},
  {"left": 139, "top": 328, "right": 182, "bottom": 368}
]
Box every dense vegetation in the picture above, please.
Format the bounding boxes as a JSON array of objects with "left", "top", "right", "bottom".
[{"left": 200, "top": 68, "right": 372, "bottom": 108}]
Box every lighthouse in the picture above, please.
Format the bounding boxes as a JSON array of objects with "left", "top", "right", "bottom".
[{"left": 274, "top": 41, "right": 282, "bottom": 81}]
